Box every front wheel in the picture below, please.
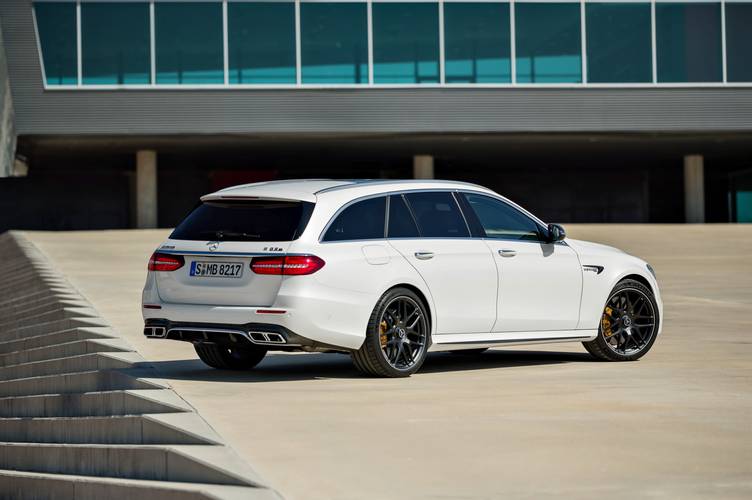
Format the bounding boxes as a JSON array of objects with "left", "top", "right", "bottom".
[
  {"left": 583, "top": 279, "right": 659, "bottom": 361},
  {"left": 195, "top": 343, "right": 267, "bottom": 370},
  {"left": 352, "top": 288, "right": 430, "bottom": 377}
]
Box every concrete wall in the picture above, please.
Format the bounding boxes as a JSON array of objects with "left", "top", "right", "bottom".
[
  {"left": 1, "top": 0, "right": 751, "bottom": 136},
  {"left": 0, "top": 20, "right": 16, "bottom": 177}
]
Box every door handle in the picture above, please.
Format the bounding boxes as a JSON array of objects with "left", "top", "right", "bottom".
[
  {"left": 414, "top": 251, "right": 434, "bottom": 260},
  {"left": 498, "top": 249, "right": 516, "bottom": 257}
]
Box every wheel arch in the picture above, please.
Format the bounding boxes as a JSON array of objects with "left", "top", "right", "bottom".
[{"left": 619, "top": 273, "right": 654, "bottom": 294}]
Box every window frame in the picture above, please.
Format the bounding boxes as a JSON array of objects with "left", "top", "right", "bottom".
[{"left": 33, "top": 0, "right": 752, "bottom": 90}]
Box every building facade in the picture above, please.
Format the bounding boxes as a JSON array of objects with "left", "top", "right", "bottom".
[{"left": 0, "top": 0, "right": 751, "bottom": 230}]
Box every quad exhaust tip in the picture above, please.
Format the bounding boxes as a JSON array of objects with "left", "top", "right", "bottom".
[
  {"left": 249, "top": 331, "right": 286, "bottom": 344},
  {"left": 144, "top": 326, "right": 167, "bottom": 338}
]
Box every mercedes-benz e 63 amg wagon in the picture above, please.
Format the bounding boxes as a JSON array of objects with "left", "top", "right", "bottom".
[{"left": 142, "top": 179, "right": 662, "bottom": 377}]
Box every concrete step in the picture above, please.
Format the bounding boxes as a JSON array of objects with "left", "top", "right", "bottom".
[
  {"left": 0, "top": 413, "right": 221, "bottom": 445},
  {"left": 0, "top": 370, "right": 162, "bottom": 397},
  {"left": 2, "top": 317, "right": 110, "bottom": 342},
  {"left": 0, "top": 469, "right": 280, "bottom": 500},
  {"left": 0, "top": 327, "right": 115, "bottom": 355},
  {"left": 0, "top": 306, "right": 98, "bottom": 330},
  {"left": 0, "top": 351, "right": 140, "bottom": 381},
  {"left": 0, "top": 297, "right": 87, "bottom": 321},
  {"left": 0, "top": 289, "right": 79, "bottom": 311},
  {"left": 0, "top": 389, "right": 193, "bottom": 418},
  {"left": 0, "top": 443, "right": 262, "bottom": 486},
  {"left": 0, "top": 338, "right": 131, "bottom": 367}
]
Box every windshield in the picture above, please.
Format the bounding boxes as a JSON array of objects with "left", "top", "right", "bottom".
[{"left": 170, "top": 200, "right": 314, "bottom": 242}]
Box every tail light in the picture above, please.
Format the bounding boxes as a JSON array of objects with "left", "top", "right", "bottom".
[
  {"left": 251, "top": 255, "right": 325, "bottom": 276},
  {"left": 148, "top": 252, "right": 184, "bottom": 272}
]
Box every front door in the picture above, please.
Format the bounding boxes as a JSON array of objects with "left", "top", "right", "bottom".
[{"left": 460, "top": 192, "right": 582, "bottom": 332}]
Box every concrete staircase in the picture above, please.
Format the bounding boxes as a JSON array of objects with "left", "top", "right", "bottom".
[{"left": 0, "top": 232, "right": 280, "bottom": 500}]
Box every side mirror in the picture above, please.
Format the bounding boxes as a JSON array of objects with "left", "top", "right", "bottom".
[{"left": 547, "top": 223, "right": 566, "bottom": 243}]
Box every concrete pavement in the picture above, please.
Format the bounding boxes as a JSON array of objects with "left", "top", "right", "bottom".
[{"left": 25, "top": 225, "right": 752, "bottom": 499}]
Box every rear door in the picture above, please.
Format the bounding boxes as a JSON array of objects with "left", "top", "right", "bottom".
[
  {"left": 155, "top": 199, "right": 313, "bottom": 306},
  {"left": 459, "top": 192, "right": 582, "bottom": 332},
  {"left": 387, "top": 192, "right": 497, "bottom": 334}
]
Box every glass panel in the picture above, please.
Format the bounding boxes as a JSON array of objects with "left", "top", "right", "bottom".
[
  {"left": 323, "top": 197, "right": 387, "bottom": 241},
  {"left": 515, "top": 3, "right": 581, "bottom": 83},
  {"left": 586, "top": 3, "right": 652, "bottom": 83},
  {"left": 656, "top": 2, "right": 722, "bottom": 83},
  {"left": 81, "top": 2, "right": 150, "bottom": 85},
  {"left": 301, "top": 3, "right": 368, "bottom": 84},
  {"left": 726, "top": 3, "right": 752, "bottom": 82},
  {"left": 404, "top": 192, "right": 470, "bottom": 238},
  {"left": 463, "top": 193, "right": 541, "bottom": 241},
  {"left": 155, "top": 2, "right": 224, "bottom": 84},
  {"left": 373, "top": 3, "right": 439, "bottom": 84},
  {"left": 444, "top": 2, "right": 511, "bottom": 83},
  {"left": 34, "top": 2, "right": 77, "bottom": 85},
  {"left": 228, "top": 2, "right": 296, "bottom": 84},
  {"left": 171, "top": 200, "right": 313, "bottom": 242},
  {"left": 388, "top": 195, "right": 420, "bottom": 238}
]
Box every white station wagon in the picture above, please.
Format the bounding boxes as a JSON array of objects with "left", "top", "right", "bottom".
[{"left": 142, "top": 179, "right": 662, "bottom": 377}]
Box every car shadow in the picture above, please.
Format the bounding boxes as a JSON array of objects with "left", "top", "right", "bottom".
[{"left": 139, "top": 349, "right": 596, "bottom": 383}]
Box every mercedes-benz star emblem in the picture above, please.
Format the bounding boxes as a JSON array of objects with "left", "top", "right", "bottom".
[{"left": 207, "top": 241, "right": 219, "bottom": 252}]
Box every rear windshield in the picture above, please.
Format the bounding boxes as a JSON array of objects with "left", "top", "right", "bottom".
[{"left": 170, "top": 200, "right": 314, "bottom": 242}]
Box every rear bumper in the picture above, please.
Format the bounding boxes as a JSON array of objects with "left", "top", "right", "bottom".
[{"left": 144, "top": 318, "right": 346, "bottom": 351}]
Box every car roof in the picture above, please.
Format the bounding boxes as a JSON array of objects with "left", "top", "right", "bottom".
[{"left": 201, "top": 179, "right": 490, "bottom": 203}]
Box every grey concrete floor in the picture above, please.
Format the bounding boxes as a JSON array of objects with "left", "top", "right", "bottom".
[{"left": 25, "top": 225, "right": 752, "bottom": 499}]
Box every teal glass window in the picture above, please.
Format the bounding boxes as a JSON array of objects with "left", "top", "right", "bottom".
[
  {"left": 373, "top": 3, "right": 439, "bottom": 84},
  {"left": 301, "top": 3, "right": 368, "bottom": 84},
  {"left": 656, "top": 3, "right": 722, "bottom": 82},
  {"left": 586, "top": 3, "right": 652, "bottom": 83},
  {"left": 34, "top": 2, "right": 77, "bottom": 85},
  {"left": 444, "top": 2, "right": 511, "bottom": 83},
  {"left": 515, "top": 3, "right": 581, "bottom": 83},
  {"left": 726, "top": 3, "right": 752, "bottom": 82},
  {"left": 81, "top": 2, "right": 150, "bottom": 85},
  {"left": 155, "top": 2, "right": 224, "bottom": 84},
  {"left": 514, "top": 3, "right": 582, "bottom": 83},
  {"left": 228, "top": 2, "right": 296, "bottom": 84}
]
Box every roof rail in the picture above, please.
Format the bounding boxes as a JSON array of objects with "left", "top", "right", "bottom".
[{"left": 314, "top": 178, "right": 487, "bottom": 195}]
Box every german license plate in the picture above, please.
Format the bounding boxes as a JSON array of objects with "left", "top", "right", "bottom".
[{"left": 190, "top": 261, "right": 244, "bottom": 278}]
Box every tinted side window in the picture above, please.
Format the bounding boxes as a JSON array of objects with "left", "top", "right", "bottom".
[
  {"left": 404, "top": 192, "right": 470, "bottom": 238},
  {"left": 463, "top": 193, "right": 541, "bottom": 241},
  {"left": 323, "top": 196, "right": 386, "bottom": 241},
  {"left": 387, "top": 195, "right": 420, "bottom": 238}
]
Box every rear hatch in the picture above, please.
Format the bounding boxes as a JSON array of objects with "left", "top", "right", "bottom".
[{"left": 155, "top": 198, "right": 314, "bottom": 306}]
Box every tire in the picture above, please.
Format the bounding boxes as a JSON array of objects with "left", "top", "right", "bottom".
[
  {"left": 352, "top": 287, "right": 430, "bottom": 378},
  {"left": 194, "top": 343, "right": 267, "bottom": 370},
  {"left": 583, "top": 279, "right": 660, "bottom": 361},
  {"left": 449, "top": 348, "right": 488, "bottom": 355}
]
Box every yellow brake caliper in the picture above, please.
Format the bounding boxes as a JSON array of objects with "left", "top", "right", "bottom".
[
  {"left": 601, "top": 306, "right": 614, "bottom": 338},
  {"left": 379, "top": 320, "right": 388, "bottom": 347}
]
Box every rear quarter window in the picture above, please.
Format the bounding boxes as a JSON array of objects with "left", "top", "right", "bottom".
[
  {"left": 170, "top": 200, "right": 314, "bottom": 242},
  {"left": 323, "top": 196, "right": 387, "bottom": 242}
]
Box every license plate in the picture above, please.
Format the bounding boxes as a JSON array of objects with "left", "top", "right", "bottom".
[{"left": 190, "top": 261, "right": 244, "bottom": 278}]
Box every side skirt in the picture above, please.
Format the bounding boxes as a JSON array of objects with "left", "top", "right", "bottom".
[{"left": 428, "top": 330, "right": 598, "bottom": 352}]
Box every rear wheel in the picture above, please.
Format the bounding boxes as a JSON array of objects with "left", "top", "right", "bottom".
[
  {"left": 194, "top": 343, "right": 267, "bottom": 370},
  {"left": 583, "top": 279, "right": 659, "bottom": 361},
  {"left": 352, "top": 288, "right": 430, "bottom": 377}
]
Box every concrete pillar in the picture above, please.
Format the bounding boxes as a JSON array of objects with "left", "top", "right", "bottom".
[
  {"left": 683, "top": 154, "right": 705, "bottom": 223},
  {"left": 136, "top": 150, "right": 158, "bottom": 229},
  {"left": 413, "top": 155, "right": 434, "bottom": 179}
]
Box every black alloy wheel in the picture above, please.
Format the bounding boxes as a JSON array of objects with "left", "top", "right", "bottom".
[
  {"left": 352, "top": 287, "right": 430, "bottom": 377},
  {"left": 583, "top": 279, "right": 659, "bottom": 361}
]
